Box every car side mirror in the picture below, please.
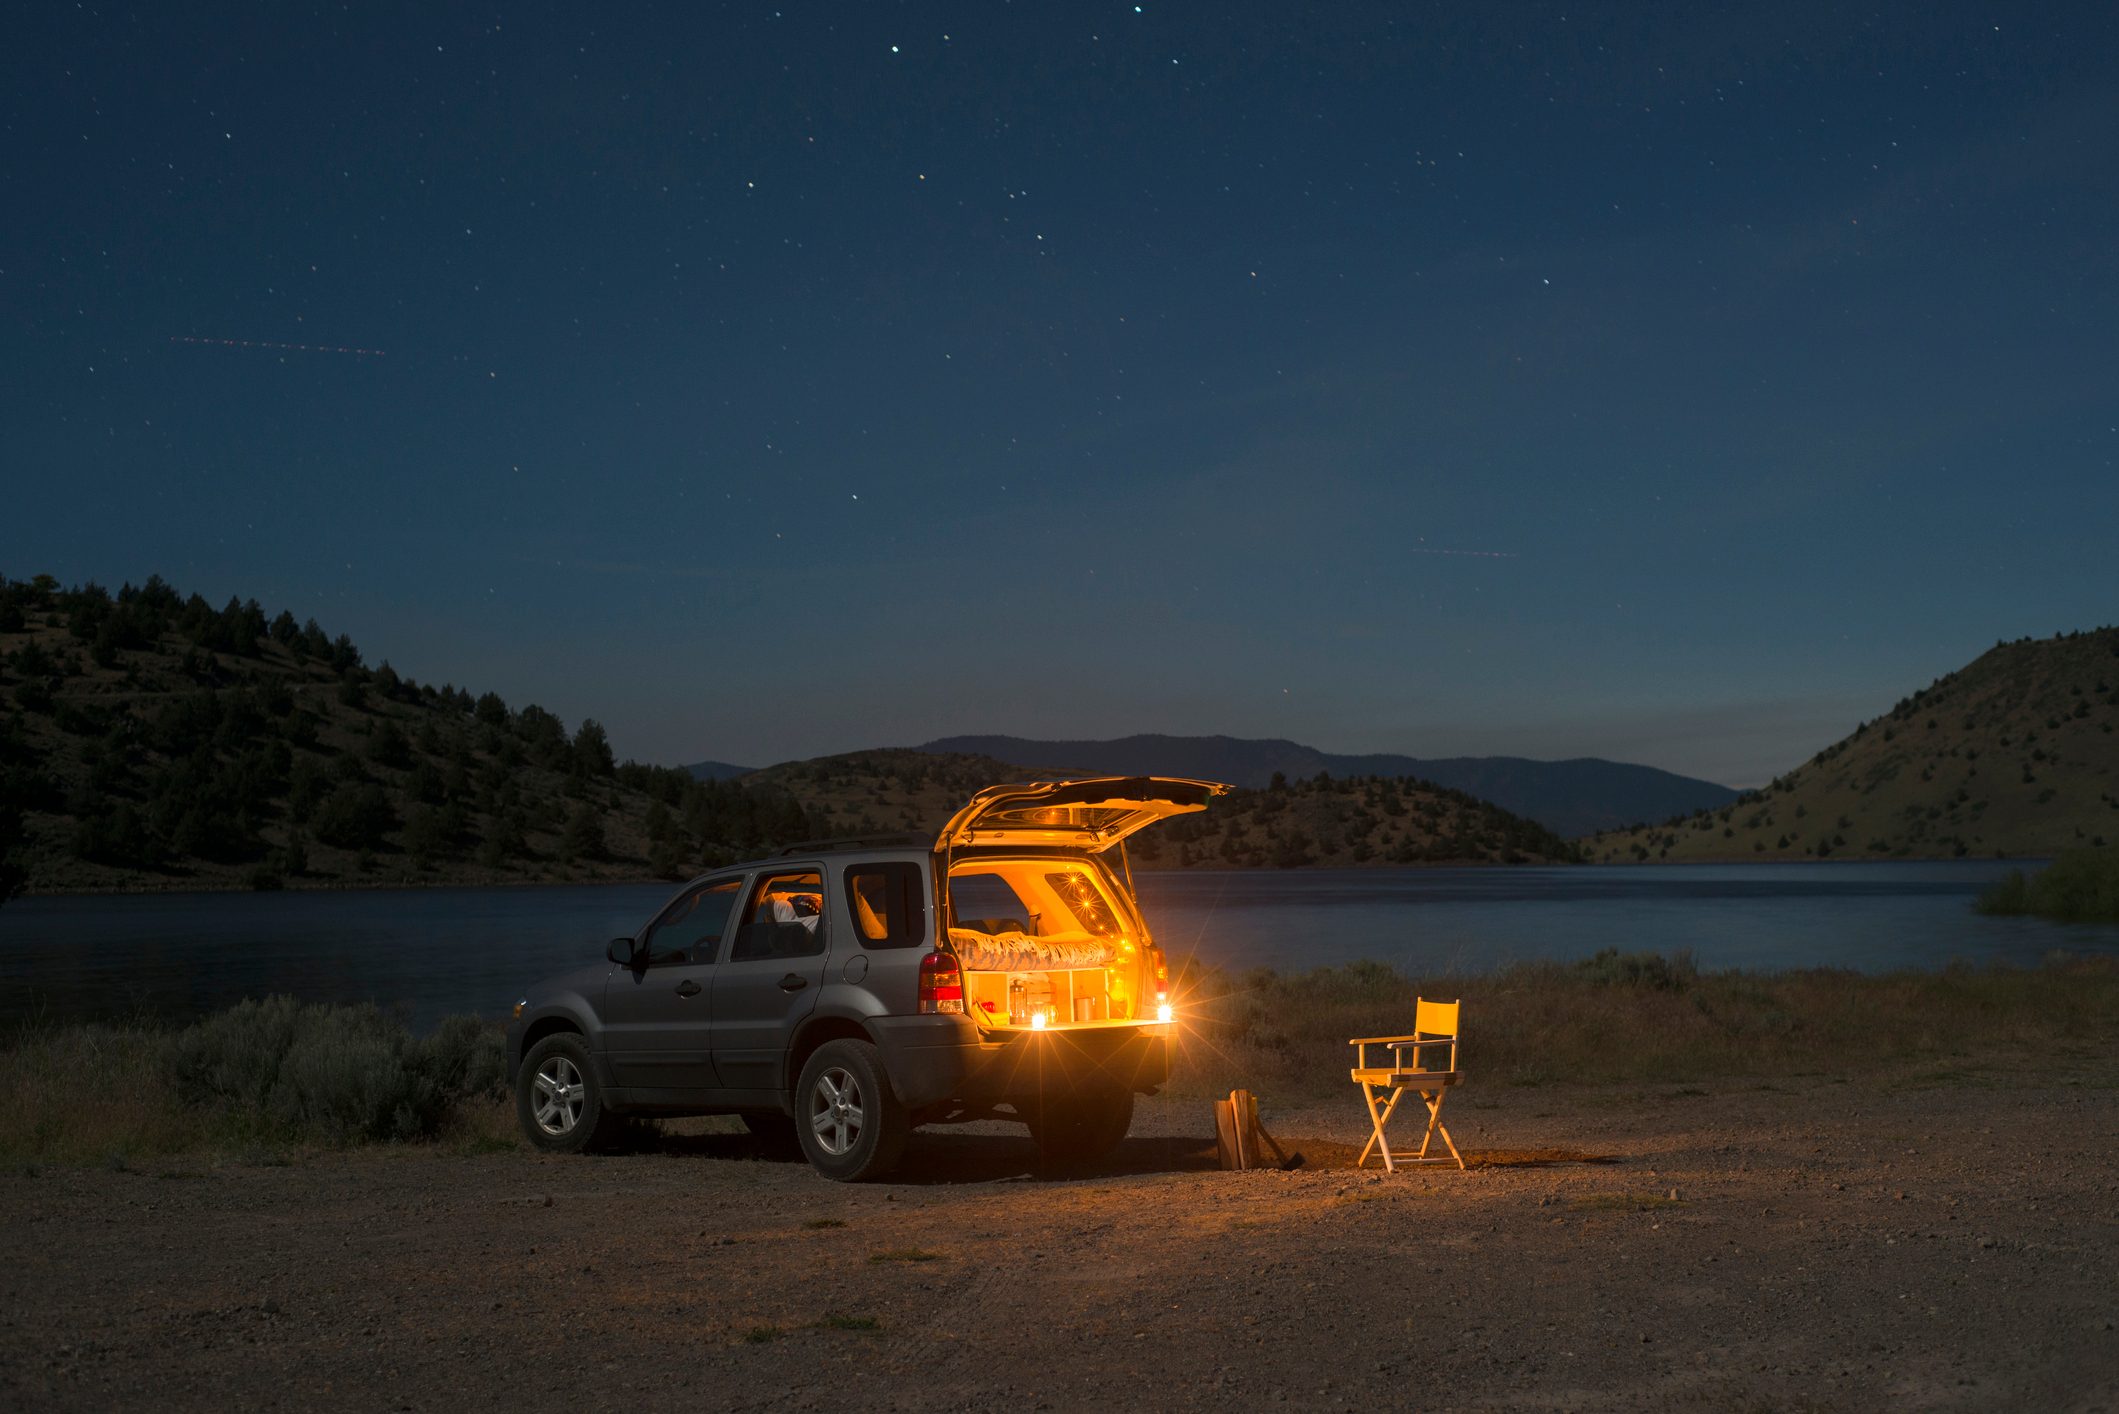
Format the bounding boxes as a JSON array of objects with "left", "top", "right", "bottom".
[{"left": 606, "top": 936, "right": 639, "bottom": 967}]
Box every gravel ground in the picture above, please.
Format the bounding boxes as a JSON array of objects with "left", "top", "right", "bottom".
[{"left": 3, "top": 1065, "right": 2115, "bottom": 1412}]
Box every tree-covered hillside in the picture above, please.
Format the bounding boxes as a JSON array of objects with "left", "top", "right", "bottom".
[
  {"left": 0, "top": 573, "right": 813, "bottom": 893},
  {"left": 0, "top": 572, "right": 1581, "bottom": 896}
]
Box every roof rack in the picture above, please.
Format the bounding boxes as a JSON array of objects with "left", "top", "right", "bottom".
[{"left": 775, "top": 832, "right": 929, "bottom": 856}]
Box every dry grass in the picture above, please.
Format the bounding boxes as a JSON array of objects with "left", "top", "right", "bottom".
[
  {"left": 0, "top": 1000, "right": 514, "bottom": 1167},
  {"left": 10, "top": 954, "right": 2116, "bottom": 1167},
  {"left": 1167, "top": 952, "right": 2119, "bottom": 1105},
  {"left": 1, "top": 1022, "right": 210, "bottom": 1166}
]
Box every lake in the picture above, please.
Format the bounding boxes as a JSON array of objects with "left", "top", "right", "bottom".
[{"left": 3, "top": 861, "right": 2114, "bottom": 1032}]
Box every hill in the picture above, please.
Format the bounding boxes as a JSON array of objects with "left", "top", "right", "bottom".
[
  {"left": 747, "top": 748, "right": 1580, "bottom": 867},
  {"left": 683, "top": 760, "right": 757, "bottom": 782},
  {"left": 917, "top": 733, "right": 1736, "bottom": 836},
  {"left": 0, "top": 574, "right": 813, "bottom": 893},
  {"left": 744, "top": 749, "right": 1069, "bottom": 840},
  {"left": 1585, "top": 629, "right": 2119, "bottom": 862}
]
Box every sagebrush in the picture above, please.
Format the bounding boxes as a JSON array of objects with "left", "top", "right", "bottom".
[{"left": 3, "top": 997, "right": 511, "bottom": 1163}]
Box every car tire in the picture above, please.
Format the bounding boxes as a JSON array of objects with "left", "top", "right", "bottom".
[
  {"left": 1024, "top": 1087, "right": 1134, "bottom": 1170},
  {"left": 740, "top": 1110, "right": 802, "bottom": 1160},
  {"left": 516, "top": 1033, "right": 622, "bottom": 1154},
  {"left": 795, "top": 1039, "right": 908, "bottom": 1182}
]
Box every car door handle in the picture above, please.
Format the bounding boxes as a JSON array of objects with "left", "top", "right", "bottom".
[
  {"left": 674, "top": 979, "right": 702, "bottom": 997},
  {"left": 777, "top": 973, "right": 808, "bottom": 992}
]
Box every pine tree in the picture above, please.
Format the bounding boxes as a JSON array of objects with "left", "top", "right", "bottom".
[
  {"left": 561, "top": 802, "right": 607, "bottom": 862},
  {"left": 572, "top": 719, "right": 616, "bottom": 777}
]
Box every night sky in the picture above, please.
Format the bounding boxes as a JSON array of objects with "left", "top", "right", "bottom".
[{"left": 6, "top": 3, "right": 2115, "bottom": 786}]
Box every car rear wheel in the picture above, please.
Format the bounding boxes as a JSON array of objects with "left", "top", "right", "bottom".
[
  {"left": 795, "top": 1039, "right": 908, "bottom": 1182},
  {"left": 1024, "top": 1087, "right": 1134, "bottom": 1170},
  {"left": 516, "top": 1033, "right": 622, "bottom": 1154}
]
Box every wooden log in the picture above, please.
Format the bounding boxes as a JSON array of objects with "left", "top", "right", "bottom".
[{"left": 1213, "top": 1097, "right": 1242, "bottom": 1170}]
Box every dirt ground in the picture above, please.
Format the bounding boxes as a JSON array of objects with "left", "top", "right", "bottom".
[{"left": 3, "top": 1067, "right": 2116, "bottom": 1412}]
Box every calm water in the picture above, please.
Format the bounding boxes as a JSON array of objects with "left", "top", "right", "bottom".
[{"left": 2, "top": 862, "right": 2113, "bottom": 1031}]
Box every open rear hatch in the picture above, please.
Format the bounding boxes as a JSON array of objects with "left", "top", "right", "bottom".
[
  {"left": 935, "top": 776, "right": 1230, "bottom": 853},
  {"left": 935, "top": 777, "right": 1230, "bottom": 1033}
]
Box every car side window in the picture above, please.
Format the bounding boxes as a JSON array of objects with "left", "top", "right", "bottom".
[
  {"left": 639, "top": 878, "right": 742, "bottom": 966},
  {"left": 846, "top": 862, "right": 927, "bottom": 949},
  {"left": 730, "top": 870, "right": 826, "bottom": 962}
]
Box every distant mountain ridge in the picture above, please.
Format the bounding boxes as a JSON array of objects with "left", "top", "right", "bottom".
[{"left": 916, "top": 733, "right": 1737, "bottom": 838}]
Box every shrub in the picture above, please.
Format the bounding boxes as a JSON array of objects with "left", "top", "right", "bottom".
[
  {"left": 71, "top": 802, "right": 162, "bottom": 869},
  {"left": 424, "top": 1014, "right": 509, "bottom": 1100},
  {"left": 1975, "top": 871, "right": 2031, "bottom": 916},
  {"left": 403, "top": 803, "right": 465, "bottom": 865},
  {"left": 368, "top": 718, "right": 412, "bottom": 769},
  {"left": 311, "top": 783, "right": 397, "bottom": 850},
  {"left": 1977, "top": 848, "right": 2119, "bottom": 923},
  {"left": 1573, "top": 947, "right": 1698, "bottom": 991},
  {"left": 160, "top": 997, "right": 505, "bottom": 1144},
  {"left": 561, "top": 802, "right": 607, "bottom": 862}
]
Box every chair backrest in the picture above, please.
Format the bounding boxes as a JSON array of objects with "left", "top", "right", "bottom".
[{"left": 1415, "top": 996, "right": 1460, "bottom": 1039}]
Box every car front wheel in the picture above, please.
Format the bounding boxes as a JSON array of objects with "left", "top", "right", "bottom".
[
  {"left": 795, "top": 1039, "right": 908, "bottom": 1182},
  {"left": 516, "top": 1033, "right": 622, "bottom": 1154}
]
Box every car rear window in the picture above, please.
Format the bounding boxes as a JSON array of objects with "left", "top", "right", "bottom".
[
  {"left": 1044, "top": 870, "right": 1121, "bottom": 936},
  {"left": 949, "top": 873, "right": 1032, "bottom": 934},
  {"left": 846, "top": 862, "right": 927, "bottom": 949}
]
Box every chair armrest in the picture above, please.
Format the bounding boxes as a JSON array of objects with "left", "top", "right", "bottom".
[{"left": 1348, "top": 1034, "right": 1422, "bottom": 1046}]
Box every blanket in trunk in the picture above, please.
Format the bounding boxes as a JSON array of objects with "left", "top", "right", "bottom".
[{"left": 947, "top": 928, "right": 1117, "bottom": 972}]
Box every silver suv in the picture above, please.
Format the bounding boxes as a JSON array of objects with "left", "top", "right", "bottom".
[{"left": 505, "top": 777, "right": 1227, "bottom": 1180}]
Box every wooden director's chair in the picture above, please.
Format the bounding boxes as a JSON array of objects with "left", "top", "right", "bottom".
[{"left": 1350, "top": 997, "right": 1464, "bottom": 1172}]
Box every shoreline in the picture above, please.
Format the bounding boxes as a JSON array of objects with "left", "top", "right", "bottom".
[{"left": 5, "top": 852, "right": 2053, "bottom": 901}]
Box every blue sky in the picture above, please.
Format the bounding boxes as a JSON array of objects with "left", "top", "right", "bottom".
[{"left": 6, "top": 2, "right": 2115, "bottom": 785}]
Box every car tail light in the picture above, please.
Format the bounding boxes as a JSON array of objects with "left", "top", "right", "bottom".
[
  {"left": 918, "top": 950, "right": 964, "bottom": 1014},
  {"left": 1149, "top": 945, "right": 1170, "bottom": 1003}
]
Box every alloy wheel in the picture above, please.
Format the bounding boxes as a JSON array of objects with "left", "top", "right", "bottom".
[
  {"left": 532, "top": 1055, "right": 585, "bottom": 1136},
  {"left": 809, "top": 1066, "right": 865, "bottom": 1156}
]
